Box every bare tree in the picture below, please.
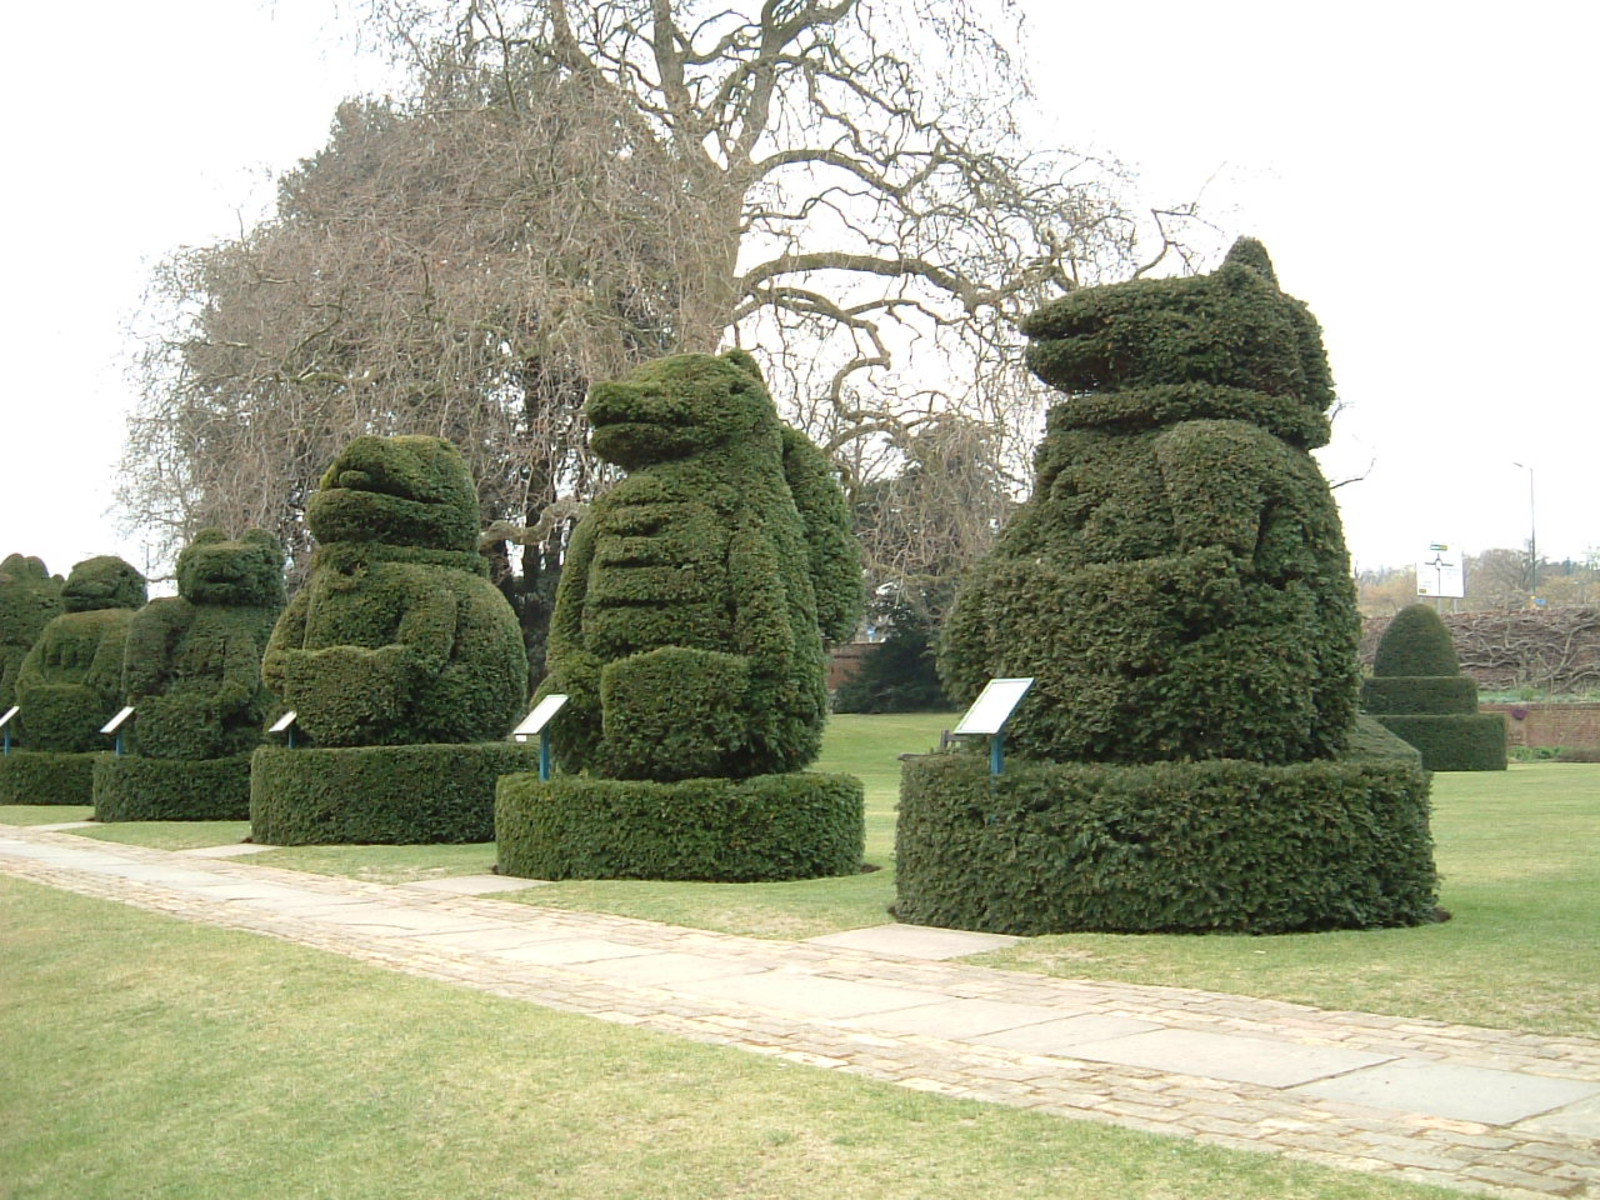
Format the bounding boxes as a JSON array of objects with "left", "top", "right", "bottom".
[{"left": 123, "top": 0, "right": 1199, "bottom": 658}]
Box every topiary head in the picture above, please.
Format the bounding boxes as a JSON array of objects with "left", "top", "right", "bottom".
[
  {"left": 176, "top": 529, "right": 286, "bottom": 607},
  {"left": 61, "top": 556, "right": 147, "bottom": 613},
  {"left": 586, "top": 350, "right": 778, "bottom": 470},
  {"left": 1373, "top": 604, "right": 1461, "bottom": 677},
  {"left": 1022, "top": 238, "right": 1335, "bottom": 423},
  {"left": 0, "top": 554, "right": 63, "bottom": 644},
  {"left": 306, "top": 435, "right": 481, "bottom": 551}
]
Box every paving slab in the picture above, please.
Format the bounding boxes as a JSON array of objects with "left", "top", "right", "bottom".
[
  {"left": 1062, "top": 1028, "right": 1395, "bottom": 1088},
  {"left": 568, "top": 951, "right": 772, "bottom": 987},
  {"left": 1289, "top": 1059, "right": 1600, "bottom": 1125},
  {"left": 806, "top": 923, "right": 1022, "bottom": 960},
  {"left": 28, "top": 821, "right": 97, "bottom": 831},
  {"left": 1514, "top": 1090, "right": 1600, "bottom": 1139},
  {"left": 286, "top": 903, "right": 508, "bottom": 936},
  {"left": 486, "top": 937, "right": 661, "bottom": 966},
  {"left": 178, "top": 843, "right": 278, "bottom": 858},
  {"left": 670, "top": 968, "right": 945, "bottom": 1020},
  {"left": 399, "top": 874, "right": 550, "bottom": 895},
  {"left": 406, "top": 925, "right": 601, "bottom": 953},
  {"left": 188, "top": 881, "right": 373, "bottom": 906},
  {"left": 78, "top": 861, "right": 238, "bottom": 888},
  {"left": 969, "top": 1013, "right": 1166, "bottom": 1054},
  {"left": 842, "top": 997, "right": 1073, "bottom": 1040}
]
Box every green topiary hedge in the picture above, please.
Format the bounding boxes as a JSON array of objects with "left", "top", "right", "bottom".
[
  {"left": 0, "top": 750, "right": 102, "bottom": 806},
  {"left": 1363, "top": 603, "right": 1505, "bottom": 771},
  {"left": 895, "top": 753, "right": 1436, "bottom": 935},
  {"left": 538, "top": 351, "right": 862, "bottom": 782},
  {"left": 13, "top": 557, "right": 147, "bottom": 753},
  {"left": 93, "top": 754, "right": 252, "bottom": 822},
  {"left": 0, "top": 554, "right": 63, "bottom": 712},
  {"left": 940, "top": 240, "right": 1360, "bottom": 766},
  {"left": 495, "top": 771, "right": 864, "bottom": 882},
  {"left": 261, "top": 436, "right": 527, "bottom": 749},
  {"left": 251, "top": 742, "right": 541, "bottom": 845}
]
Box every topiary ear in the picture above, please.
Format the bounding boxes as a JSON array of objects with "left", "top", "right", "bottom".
[
  {"left": 1223, "top": 237, "right": 1279, "bottom": 286},
  {"left": 241, "top": 528, "right": 284, "bottom": 554},
  {"left": 721, "top": 348, "right": 765, "bottom": 385},
  {"left": 191, "top": 528, "right": 228, "bottom": 546}
]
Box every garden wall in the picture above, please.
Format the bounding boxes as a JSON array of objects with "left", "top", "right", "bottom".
[{"left": 1482, "top": 702, "right": 1600, "bottom": 751}]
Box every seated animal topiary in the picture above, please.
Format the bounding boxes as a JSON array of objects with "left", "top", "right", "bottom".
[
  {"left": 941, "top": 239, "right": 1361, "bottom": 766},
  {"left": 0, "top": 554, "right": 63, "bottom": 712},
  {"left": 261, "top": 435, "right": 527, "bottom": 748},
  {"left": 14, "top": 557, "right": 147, "bottom": 753},
  {"left": 123, "top": 529, "right": 286, "bottom": 761},
  {"left": 539, "top": 349, "right": 861, "bottom": 782}
]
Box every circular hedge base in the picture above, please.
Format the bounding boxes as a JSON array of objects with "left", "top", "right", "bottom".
[
  {"left": 895, "top": 753, "right": 1436, "bottom": 936},
  {"left": 496, "top": 771, "right": 864, "bottom": 882},
  {"left": 1370, "top": 713, "right": 1507, "bottom": 772},
  {"left": 251, "top": 742, "right": 541, "bottom": 845},
  {"left": 93, "top": 754, "right": 252, "bottom": 822},
  {"left": 0, "top": 751, "right": 103, "bottom": 806}
]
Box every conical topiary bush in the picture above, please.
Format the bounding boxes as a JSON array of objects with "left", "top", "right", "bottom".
[{"left": 1363, "top": 604, "right": 1506, "bottom": 771}]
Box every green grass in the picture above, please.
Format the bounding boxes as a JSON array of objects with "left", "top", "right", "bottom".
[
  {"left": 0, "top": 876, "right": 1459, "bottom": 1200},
  {"left": 72, "top": 820, "right": 253, "bottom": 851},
  {"left": 0, "top": 805, "right": 93, "bottom": 825}
]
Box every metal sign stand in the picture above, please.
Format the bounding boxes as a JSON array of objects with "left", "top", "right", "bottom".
[
  {"left": 512, "top": 695, "right": 570, "bottom": 782},
  {"left": 951, "top": 678, "right": 1035, "bottom": 777}
]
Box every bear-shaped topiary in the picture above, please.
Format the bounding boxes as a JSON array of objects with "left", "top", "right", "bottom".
[
  {"left": 15, "top": 557, "right": 148, "bottom": 752},
  {"left": 0, "top": 554, "right": 63, "bottom": 712},
  {"left": 540, "top": 349, "right": 862, "bottom": 782},
  {"left": 940, "top": 239, "right": 1361, "bottom": 765},
  {"left": 262, "top": 435, "right": 527, "bottom": 747},
  {"left": 122, "top": 529, "right": 286, "bottom": 760}
]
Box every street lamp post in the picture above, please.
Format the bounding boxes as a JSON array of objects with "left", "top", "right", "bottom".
[{"left": 1512, "top": 461, "right": 1537, "bottom": 598}]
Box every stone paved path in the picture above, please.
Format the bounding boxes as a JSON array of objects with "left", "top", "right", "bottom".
[{"left": 3, "top": 821, "right": 1597, "bottom": 1199}]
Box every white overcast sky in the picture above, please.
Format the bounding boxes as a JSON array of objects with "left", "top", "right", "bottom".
[{"left": 1, "top": 0, "right": 1593, "bottom": 586}]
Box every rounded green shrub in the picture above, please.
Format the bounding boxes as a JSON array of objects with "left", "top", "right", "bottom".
[
  {"left": 940, "top": 240, "right": 1360, "bottom": 766},
  {"left": 261, "top": 436, "right": 528, "bottom": 747},
  {"left": 0, "top": 554, "right": 63, "bottom": 712},
  {"left": 13, "top": 557, "right": 147, "bottom": 753},
  {"left": 0, "top": 750, "right": 103, "bottom": 805},
  {"left": 496, "top": 771, "right": 864, "bottom": 882},
  {"left": 1363, "top": 604, "right": 1506, "bottom": 771},
  {"left": 895, "top": 753, "right": 1435, "bottom": 935},
  {"left": 539, "top": 350, "right": 862, "bottom": 781},
  {"left": 251, "top": 742, "right": 541, "bottom": 845},
  {"left": 92, "top": 754, "right": 252, "bottom": 821}
]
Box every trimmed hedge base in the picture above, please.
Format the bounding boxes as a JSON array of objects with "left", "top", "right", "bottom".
[
  {"left": 895, "top": 754, "right": 1435, "bottom": 936},
  {"left": 93, "top": 754, "right": 252, "bottom": 822},
  {"left": 251, "top": 742, "right": 542, "bottom": 845},
  {"left": 1372, "top": 713, "right": 1507, "bottom": 772},
  {"left": 0, "top": 751, "right": 102, "bottom": 806},
  {"left": 496, "top": 772, "right": 864, "bottom": 882}
]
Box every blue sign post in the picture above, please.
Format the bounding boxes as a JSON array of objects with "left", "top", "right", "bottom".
[
  {"left": 952, "top": 678, "right": 1034, "bottom": 777},
  {"left": 0, "top": 705, "right": 17, "bottom": 756},
  {"left": 512, "top": 695, "right": 570, "bottom": 782}
]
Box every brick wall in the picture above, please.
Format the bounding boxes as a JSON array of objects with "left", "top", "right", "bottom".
[{"left": 1481, "top": 703, "right": 1600, "bottom": 750}]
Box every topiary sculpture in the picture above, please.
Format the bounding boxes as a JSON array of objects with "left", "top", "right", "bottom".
[
  {"left": 0, "top": 556, "right": 147, "bottom": 804},
  {"left": 251, "top": 435, "right": 535, "bottom": 844},
  {"left": 92, "top": 529, "right": 287, "bottom": 821},
  {"left": 539, "top": 349, "right": 861, "bottom": 782},
  {"left": 497, "top": 350, "right": 866, "bottom": 882},
  {"left": 1363, "top": 603, "right": 1506, "bottom": 770},
  {"left": 0, "top": 554, "right": 63, "bottom": 713},
  {"left": 941, "top": 239, "right": 1360, "bottom": 765},
  {"left": 900, "top": 241, "right": 1435, "bottom": 934}
]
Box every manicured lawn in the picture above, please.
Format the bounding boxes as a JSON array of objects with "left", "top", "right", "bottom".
[
  {"left": 0, "top": 877, "right": 1459, "bottom": 1200},
  {"left": 0, "top": 805, "right": 93, "bottom": 825}
]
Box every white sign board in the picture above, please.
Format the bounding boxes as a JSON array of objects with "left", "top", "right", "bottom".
[
  {"left": 268, "top": 710, "right": 298, "bottom": 734},
  {"left": 513, "top": 694, "right": 569, "bottom": 741},
  {"left": 1417, "top": 542, "right": 1465, "bottom": 598},
  {"left": 0, "top": 706, "right": 18, "bottom": 729},
  {"left": 952, "top": 678, "right": 1034, "bottom": 737},
  {"left": 100, "top": 706, "right": 136, "bottom": 734}
]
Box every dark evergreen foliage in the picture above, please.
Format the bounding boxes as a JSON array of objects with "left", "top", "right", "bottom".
[
  {"left": 941, "top": 239, "right": 1360, "bottom": 765},
  {"left": 93, "top": 755, "right": 252, "bottom": 822},
  {"left": 13, "top": 557, "right": 147, "bottom": 753},
  {"left": 539, "top": 350, "right": 862, "bottom": 780},
  {"left": 832, "top": 604, "right": 948, "bottom": 714},
  {"left": 496, "top": 771, "right": 864, "bottom": 882},
  {"left": 1363, "top": 603, "right": 1506, "bottom": 771},
  {"left": 251, "top": 742, "right": 541, "bottom": 844},
  {"left": 895, "top": 752, "right": 1435, "bottom": 935},
  {"left": 0, "top": 751, "right": 101, "bottom": 805},
  {"left": 261, "top": 435, "right": 528, "bottom": 747},
  {"left": 0, "top": 554, "right": 63, "bottom": 712}
]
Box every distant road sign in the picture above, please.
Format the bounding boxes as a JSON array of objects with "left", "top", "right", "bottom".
[{"left": 1417, "top": 542, "right": 1465, "bottom": 598}]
